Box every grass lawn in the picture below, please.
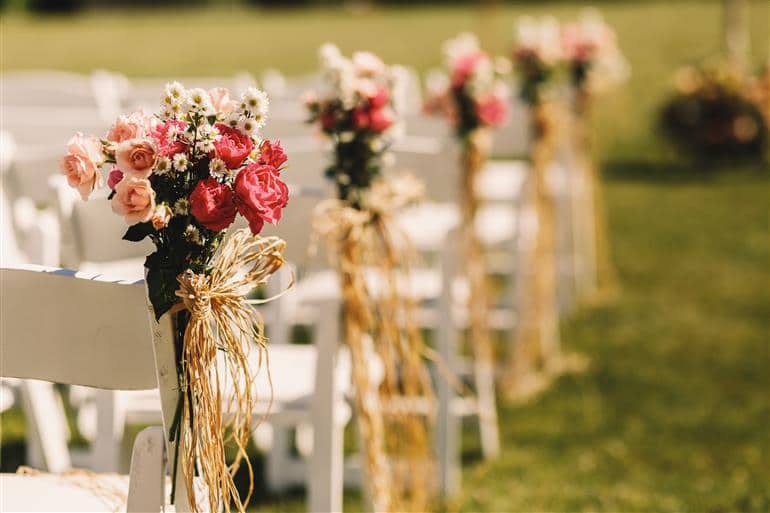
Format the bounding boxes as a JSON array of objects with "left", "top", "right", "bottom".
[{"left": 2, "top": 1, "right": 769, "bottom": 512}]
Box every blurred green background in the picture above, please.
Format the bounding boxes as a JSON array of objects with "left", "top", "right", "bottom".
[{"left": 1, "top": 1, "right": 768, "bottom": 512}]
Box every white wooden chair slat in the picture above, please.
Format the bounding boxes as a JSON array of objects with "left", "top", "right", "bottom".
[{"left": 0, "top": 266, "right": 157, "bottom": 391}]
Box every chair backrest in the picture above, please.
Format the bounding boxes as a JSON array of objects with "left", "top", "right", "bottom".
[
  {"left": 0, "top": 266, "right": 158, "bottom": 391},
  {"left": 261, "top": 185, "right": 331, "bottom": 270},
  {"left": 388, "top": 138, "right": 461, "bottom": 204}
]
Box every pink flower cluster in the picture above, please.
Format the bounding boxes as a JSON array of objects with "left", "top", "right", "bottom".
[
  {"left": 59, "top": 82, "right": 288, "bottom": 239},
  {"left": 424, "top": 33, "right": 511, "bottom": 134}
]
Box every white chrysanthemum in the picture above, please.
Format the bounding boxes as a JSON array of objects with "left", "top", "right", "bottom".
[
  {"left": 154, "top": 156, "right": 173, "bottom": 176},
  {"left": 196, "top": 139, "right": 216, "bottom": 153},
  {"left": 238, "top": 116, "right": 264, "bottom": 135},
  {"left": 241, "top": 87, "right": 269, "bottom": 117},
  {"left": 173, "top": 153, "right": 189, "bottom": 172},
  {"left": 184, "top": 225, "right": 203, "bottom": 245},
  {"left": 225, "top": 113, "right": 241, "bottom": 129},
  {"left": 319, "top": 43, "right": 343, "bottom": 69},
  {"left": 442, "top": 32, "right": 480, "bottom": 66},
  {"left": 165, "top": 81, "right": 185, "bottom": 100},
  {"left": 166, "top": 125, "right": 179, "bottom": 143},
  {"left": 208, "top": 158, "right": 231, "bottom": 180},
  {"left": 339, "top": 131, "right": 355, "bottom": 143},
  {"left": 186, "top": 87, "right": 214, "bottom": 116},
  {"left": 173, "top": 198, "right": 190, "bottom": 215}
]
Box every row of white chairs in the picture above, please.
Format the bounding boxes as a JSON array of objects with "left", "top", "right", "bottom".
[{"left": 0, "top": 71, "right": 591, "bottom": 512}]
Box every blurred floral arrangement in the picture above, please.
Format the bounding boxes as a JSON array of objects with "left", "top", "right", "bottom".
[
  {"left": 560, "top": 10, "right": 630, "bottom": 96},
  {"left": 512, "top": 16, "right": 565, "bottom": 104},
  {"left": 660, "top": 61, "right": 769, "bottom": 162},
  {"left": 304, "top": 44, "right": 403, "bottom": 207},
  {"left": 423, "top": 32, "right": 511, "bottom": 137},
  {"left": 512, "top": 12, "right": 628, "bottom": 105}
]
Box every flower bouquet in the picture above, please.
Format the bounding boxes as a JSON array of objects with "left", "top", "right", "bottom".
[
  {"left": 424, "top": 32, "right": 511, "bottom": 138},
  {"left": 306, "top": 44, "right": 435, "bottom": 512},
  {"left": 60, "top": 82, "right": 289, "bottom": 512},
  {"left": 304, "top": 43, "right": 401, "bottom": 207},
  {"left": 561, "top": 10, "right": 629, "bottom": 101},
  {"left": 512, "top": 16, "right": 564, "bottom": 105}
]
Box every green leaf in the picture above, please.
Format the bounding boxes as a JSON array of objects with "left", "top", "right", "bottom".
[{"left": 123, "top": 222, "right": 154, "bottom": 242}]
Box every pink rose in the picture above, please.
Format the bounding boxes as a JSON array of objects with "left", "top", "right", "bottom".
[
  {"left": 60, "top": 133, "right": 103, "bottom": 200},
  {"left": 234, "top": 164, "right": 289, "bottom": 235},
  {"left": 476, "top": 95, "right": 510, "bottom": 127},
  {"left": 258, "top": 140, "right": 287, "bottom": 170},
  {"left": 107, "top": 114, "right": 143, "bottom": 143},
  {"left": 111, "top": 176, "right": 156, "bottom": 225},
  {"left": 107, "top": 167, "right": 124, "bottom": 190},
  {"left": 208, "top": 88, "right": 236, "bottom": 115},
  {"left": 451, "top": 51, "right": 487, "bottom": 88},
  {"left": 368, "top": 108, "right": 394, "bottom": 133},
  {"left": 213, "top": 123, "right": 254, "bottom": 169},
  {"left": 116, "top": 138, "right": 158, "bottom": 178},
  {"left": 151, "top": 120, "right": 188, "bottom": 158},
  {"left": 189, "top": 178, "right": 237, "bottom": 231}
]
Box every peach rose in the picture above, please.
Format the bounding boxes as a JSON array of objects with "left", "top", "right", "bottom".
[
  {"left": 107, "top": 114, "right": 144, "bottom": 143},
  {"left": 60, "top": 133, "right": 103, "bottom": 200},
  {"left": 208, "top": 88, "right": 236, "bottom": 115},
  {"left": 151, "top": 204, "right": 172, "bottom": 230},
  {"left": 111, "top": 176, "right": 156, "bottom": 225},
  {"left": 115, "top": 138, "right": 157, "bottom": 178}
]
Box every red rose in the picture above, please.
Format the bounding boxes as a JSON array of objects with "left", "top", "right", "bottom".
[
  {"left": 234, "top": 163, "right": 289, "bottom": 235},
  {"left": 368, "top": 86, "right": 390, "bottom": 109},
  {"left": 189, "top": 178, "right": 237, "bottom": 231},
  {"left": 351, "top": 108, "right": 370, "bottom": 130},
  {"left": 258, "top": 139, "right": 288, "bottom": 170},
  {"left": 213, "top": 123, "right": 254, "bottom": 169},
  {"left": 368, "top": 108, "right": 394, "bottom": 133},
  {"left": 320, "top": 111, "right": 336, "bottom": 131}
]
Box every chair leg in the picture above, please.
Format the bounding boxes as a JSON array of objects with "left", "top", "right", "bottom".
[
  {"left": 435, "top": 239, "right": 461, "bottom": 497},
  {"left": 91, "top": 389, "right": 123, "bottom": 472},
  {"left": 473, "top": 359, "right": 500, "bottom": 460},
  {"left": 308, "top": 300, "right": 344, "bottom": 513},
  {"left": 266, "top": 427, "right": 294, "bottom": 492},
  {"left": 126, "top": 426, "right": 164, "bottom": 513}
]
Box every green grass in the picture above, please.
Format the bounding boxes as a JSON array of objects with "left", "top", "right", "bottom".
[{"left": 2, "top": 1, "right": 769, "bottom": 512}]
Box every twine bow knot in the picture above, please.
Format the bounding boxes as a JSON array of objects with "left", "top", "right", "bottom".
[{"left": 169, "top": 229, "right": 287, "bottom": 513}]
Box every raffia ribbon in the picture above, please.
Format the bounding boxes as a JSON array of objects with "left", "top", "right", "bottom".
[
  {"left": 313, "top": 175, "right": 435, "bottom": 512},
  {"left": 172, "top": 230, "right": 286, "bottom": 513},
  {"left": 505, "top": 100, "right": 561, "bottom": 399}
]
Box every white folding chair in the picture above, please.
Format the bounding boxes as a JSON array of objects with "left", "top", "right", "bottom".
[{"left": 1, "top": 266, "right": 171, "bottom": 512}]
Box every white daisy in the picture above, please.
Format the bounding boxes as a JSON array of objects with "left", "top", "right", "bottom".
[
  {"left": 208, "top": 158, "right": 231, "bottom": 180},
  {"left": 173, "top": 198, "right": 190, "bottom": 215},
  {"left": 240, "top": 87, "right": 269, "bottom": 117},
  {"left": 154, "top": 156, "right": 173, "bottom": 176},
  {"left": 184, "top": 224, "right": 203, "bottom": 245},
  {"left": 173, "top": 153, "right": 189, "bottom": 172}
]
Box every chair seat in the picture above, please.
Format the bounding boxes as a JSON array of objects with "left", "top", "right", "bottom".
[
  {"left": 1, "top": 473, "right": 129, "bottom": 512},
  {"left": 478, "top": 160, "right": 528, "bottom": 202},
  {"left": 397, "top": 202, "right": 518, "bottom": 253},
  {"left": 289, "top": 268, "right": 516, "bottom": 331},
  {"left": 0, "top": 473, "right": 210, "bottom": 513}
]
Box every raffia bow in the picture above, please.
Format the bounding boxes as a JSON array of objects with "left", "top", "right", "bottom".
[
  {"left": 171, "top": 229, "right": 286, "bottom": 513},
  {"left": 313, "top": 175, "right": 436, "bottom": 512}
]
